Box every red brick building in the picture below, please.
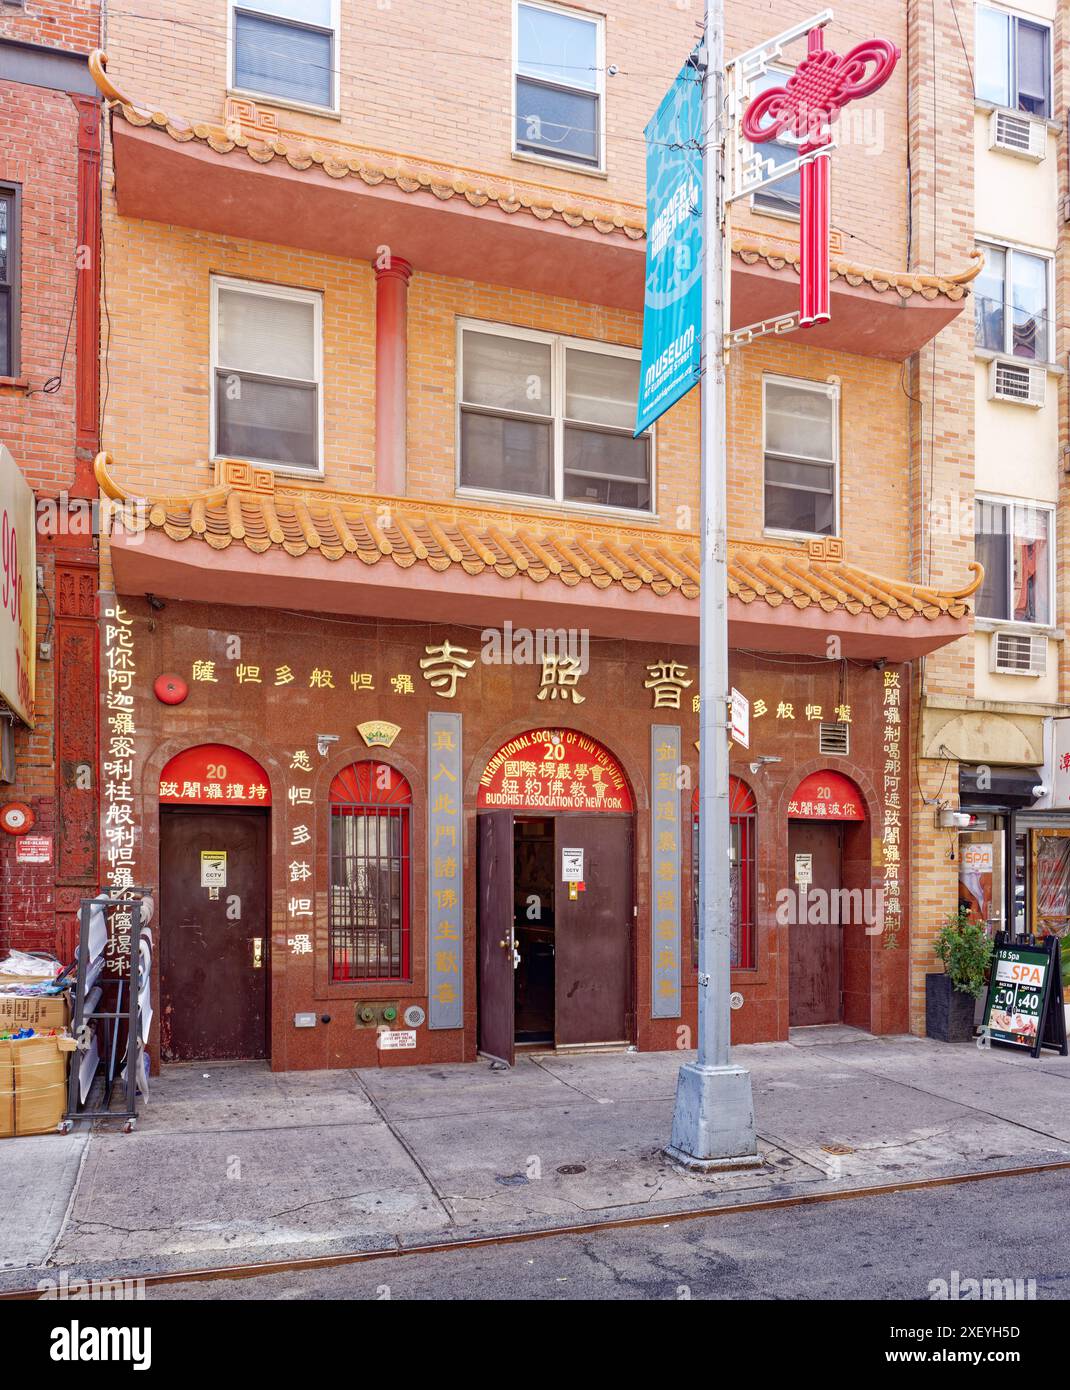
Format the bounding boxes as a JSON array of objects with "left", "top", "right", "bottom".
[{"left": 0, "top": 2, "right": 101, "bottom": 959}]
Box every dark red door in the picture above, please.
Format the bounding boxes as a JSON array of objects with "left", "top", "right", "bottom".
[
  {"left": 554, "top": 816, "right": 633, "bottom": 1046},
  {"left": 788, "top": 821, "right": 843, "bottom": 1027},
  {"left": 477, "top": 811, "right": 515, "bottom": 1066},
  {"left": 160, "top": 809, "right": 269, "bottom": 1061}
]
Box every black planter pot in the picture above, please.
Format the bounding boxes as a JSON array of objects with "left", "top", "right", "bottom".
[{"left": 926, "top": 972, "right": 976, "bottom": 1042}]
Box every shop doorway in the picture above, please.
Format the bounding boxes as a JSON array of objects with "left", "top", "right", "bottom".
[
  {"left": 478, "top": 810, "right": 634, "bottom": 1064},
  {"left": 786, "top": 769, "right": 866, "bottom": 1028},
  {"left": 788, "top": 821, "right": 844, "bottom": 1026},
  {"left": 160, "top": 808, "right": 269, "bottom": 1061}
]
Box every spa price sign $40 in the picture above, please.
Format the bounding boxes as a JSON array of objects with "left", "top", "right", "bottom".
[{"left": 981, "top": 933, "right": 1068, "bottom": 1059}]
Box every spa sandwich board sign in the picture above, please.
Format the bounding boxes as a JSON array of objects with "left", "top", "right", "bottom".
[{"left": 980, "top": 933, "right": 1068, "bottom": 1059}]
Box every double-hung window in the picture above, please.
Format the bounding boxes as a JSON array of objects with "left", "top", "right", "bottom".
[
  {"left": 975, "top": 4, "right": 1051, "bottom": 117},
  {"left": 0, "top": 185, "right": 19, "bottom": 379},
  {"left": 763, "top": 375, "right": 839, "bottom": 537},
  {"left": 514, "top": 1, "right": 603, "bottom": 170},
  {"left": 975, "top": 498, "right": 1053, "bottom": 626},
  {"left": 211, "top": 276, "right": 323, "bottom": 473},
  {"left": 748, "top": 67, "right": 801, "bottom": 217},
  {"left": 974, "top": 243, "right": 1050, "bottom": 362},
  {"left": 458, "top": 322, "right": 652, "bottom": 512},
  {"left": 231, "top": 1, "right": 338, "bottom": 111}
]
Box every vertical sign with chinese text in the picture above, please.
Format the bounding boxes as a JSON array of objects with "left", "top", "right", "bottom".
[
  {"left": 651, "top": 724, "right": 682, "bottom": 1018},
  {"left": 428, "top": 712, "right": 463, "bottom": 1029}
]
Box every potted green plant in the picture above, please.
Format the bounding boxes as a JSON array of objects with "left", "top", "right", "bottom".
[{"left": 926, "top": 907, "right": 993, "bottom": 1042}]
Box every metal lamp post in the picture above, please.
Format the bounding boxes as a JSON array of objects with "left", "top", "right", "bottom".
[{"left": 665, "top": 0, "right": 758, "bottom": 1170}]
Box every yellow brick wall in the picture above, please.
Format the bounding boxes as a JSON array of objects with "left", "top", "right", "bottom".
[{"left": 100, "top": 1, "right": 911, "bottom": 275}]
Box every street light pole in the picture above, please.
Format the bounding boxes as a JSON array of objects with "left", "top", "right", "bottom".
[{"left": 666, "top": 0, "right": 758, "bottom": 1169}]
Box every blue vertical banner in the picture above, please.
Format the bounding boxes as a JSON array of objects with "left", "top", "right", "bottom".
[{"left": 634, "top": 57, "right": 704, "bottom": 437}]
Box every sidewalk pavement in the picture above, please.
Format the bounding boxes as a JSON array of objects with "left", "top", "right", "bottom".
[{"left": 3, "top": 1027, "right": 1070, "bottom": 1287}]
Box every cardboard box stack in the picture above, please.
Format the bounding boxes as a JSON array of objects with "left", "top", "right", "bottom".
[{"left": 0, "top": 954, "right": 73, "bottom": 1137}]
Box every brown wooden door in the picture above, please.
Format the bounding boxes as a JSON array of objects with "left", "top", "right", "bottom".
[
  {"left": 554, "top": 816, "right": 633, "bottom": 1046},
  {"left": 788, "top": 821, "right": 843, "bottom": 1027},
  {"left": 477, "top": 811, "right": 515, "bottom": 1066},
  {"left": 160, "top": 809, "right": 269, "bottom": 1061}
]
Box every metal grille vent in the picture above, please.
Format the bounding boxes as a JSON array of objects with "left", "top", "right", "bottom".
[{"left": 818, "top": 721, "right": 850, "bottom": 755}]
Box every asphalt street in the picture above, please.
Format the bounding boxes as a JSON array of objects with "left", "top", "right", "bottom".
[{"left": 146, "top": 1169, "right": 1068, "bottom": 1301}]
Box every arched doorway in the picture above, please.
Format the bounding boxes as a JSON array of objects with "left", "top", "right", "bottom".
[
  {"left": 158, "top": 743, "right": 272, "bottom": 1061},
  {"left": 476, "top": 728, "right": 635, "bottom": 1064},
  {"left": 786, "top": 769, "right": 865, "bottom": 1027}
]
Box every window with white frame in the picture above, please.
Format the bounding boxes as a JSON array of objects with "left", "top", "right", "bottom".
[
  {"left": 231, "top": 1, "right": 338, "bottom": 110},
  {"left": 458, "top": 323, "right": 651, "bottom": 512},
  {"left": 763, "top": 376, "right": 838, "bottom": 537},
  {"left": 514, "top": 1, "right": 603, "bottom": 170},
  {"left": 212, "top": 277, "right": 323, "bottom": 473},
  {"left": 748, "top": 67, "right": 801, "bottom": 217},
  {"left": 975, "top": 4, "right": 1051, "bottom": 117},
  {"left": 975, "top": 498, "right": 1053, "bottom": 626},
  {"left": 974, "top": 243, "right": 1051, "bottom": 362}
]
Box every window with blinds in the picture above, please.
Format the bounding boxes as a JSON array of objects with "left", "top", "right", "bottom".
[
  {"left": 763, "top": 375, "right": 839, "bottom": 537},
  {"left": 514, "top": 1, "right": 603, "bottom": 170},
  {"left": 232, "top": 1, "right": 337, "bottom": 110},
  {"left": 0, "top": 186, "right": 19, "bottom": 380},
  {"left": 212, "top": 277, "right": 322, "bottom": 473},
  {"left": 458, "top": 322, "right": 652, "bottom": 512}
]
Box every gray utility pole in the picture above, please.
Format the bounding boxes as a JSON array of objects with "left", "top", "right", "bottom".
[{"left": 666, "top": 0, "right": 758, "bottom": 1169}]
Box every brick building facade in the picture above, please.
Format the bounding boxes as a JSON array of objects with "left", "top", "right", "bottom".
[
  {"left": 81, "top": 1, "right": 987, "bottom": 1069},
  {"left": 0, "top": 3, "right": 101, "bottom": 961}
]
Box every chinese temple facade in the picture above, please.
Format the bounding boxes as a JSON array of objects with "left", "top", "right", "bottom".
[{"left": 89, "top": 0, "right": 982, "bottom": 1070}]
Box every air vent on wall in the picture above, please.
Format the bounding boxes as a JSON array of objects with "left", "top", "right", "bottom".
[
  {"left": 990, "top": 631, "right": 1046, "bottom": 677},
  {"left": 988, "top": 359, "right": 1045, "bottom": 407},
  {"left": 818, "top": 721, "right": 850, "bottom": 756},
  {"left": 988, "top": 108, "right": 1046, "bottom": 161}
]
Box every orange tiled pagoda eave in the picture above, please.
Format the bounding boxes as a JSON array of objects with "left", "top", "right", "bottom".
[
  {"left": 91, "top": 53, "right": 980, "bottom": 360},
  {"left": 96, "top": 454, "right": 982, "bottom": 660}
]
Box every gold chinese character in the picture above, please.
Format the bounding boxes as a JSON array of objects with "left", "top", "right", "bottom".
[
  {"left": 537, "top": 655, "right": 585, "bottom": 704},
  {"left": 309, "top": 668, "right": 335, "bottom": 689},
  {"left": 753, "top": 699, "right": 768, "bottom": 718},
  {"left": 835, "top": 703, "right": 852, "bottom": 723},
  {"left": 391, "top": 674, "right": 415, "bottom": 695},
  {"left": 691, "top": 694, "right": 701, "bottom": 713},
  {"left": 805, "top": 703, "right": 822, "bottom": 721},
  {"left": 290, "top": 749, "right": 313, "bottom": 772},
  {"left": 236, "top": 664, "right": 261, "bottom": 684},
  {"left": 419, "top": 641, "right": 476, "bottom": 699},
  {"left": 776, "top": 702, "right": 794, "bottom": 720},
  {"left": 643, "top": 660, "right": 693, "bottom": 710},
  {"left": 192, "top": 660, "right": 218, "bottom": 682},
  {"left": 350, "top": 672, "right": 374, "bottom": 691},
  {"left": 274, "top": 665, "right": 295, "bottom": 686}
]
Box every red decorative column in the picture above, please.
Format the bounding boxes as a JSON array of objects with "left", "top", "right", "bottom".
[{"left": 374, "top": 257, "right": 412, "bottom": 496}]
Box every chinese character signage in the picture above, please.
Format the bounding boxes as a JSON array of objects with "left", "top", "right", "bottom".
[
  {"left": 881, "top": 670, "right": 902, "bottom": 945},
  {"left": 635, "top": 57, "right": 703, "bottom": 437},
  {"left": 159, "top": 743, "right": 274, "bottom": 805},
  {"left": 101, "top": 598, "right": 138, "bottom": 924},
  {"left": 478, "top": 728, "right": 633, "bottom": 813},
  {"left": 428, "top": 711, "right": 463, "bottom": 1030},
  {"left": 651, "top": 724, "right": 682, "bottom": 1018},
  {"left": 787, "top": 770, "right": 864, "bottom": 821},
  {"left": 0, "top": 444, "right": 36, "bottom": 727}
]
